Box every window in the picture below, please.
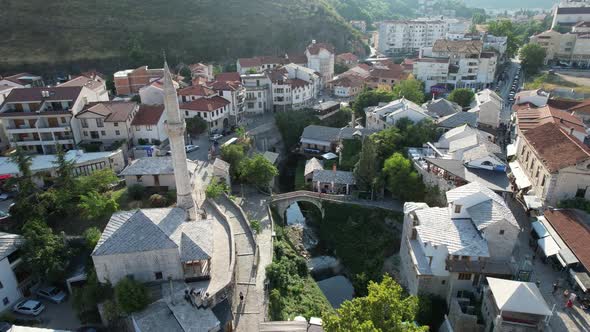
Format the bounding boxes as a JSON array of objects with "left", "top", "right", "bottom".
[
  {"left": 96, "top": 118, "right": 104, "bottom": 127},
  {"left": 541, "top": 175, "right": 546, "bottom": 187},
  {"left": 2, "top": 297, "right": 7, "bottom": 305},
  {"left": 576, "top": 187, "right": 587, "bottom": 198},
  {"left": 81, "top": 119, "right": 88, "bottom": 128},
  {"left": 146, "top": 125, "right": 152, "bottom": 131},
  {"left": 101, "top": 130, "right": 106, "bottom": 136},
  {"left": 499, "top": 230, "right": 505, "bottom": 235},
  {"left": 441, "top": 280, "right": 446, "bottom": 285},
  {"left": 90, "top": 131, "right": 99, "bottom": 139},
  {"left": 458, "top": 273, "right": 472, "bottom": 280},
  {"left": 136, "top": 175, "right": 143, "bottom": 183},
  {"left": 115, "top": 130, "right": 120, "bottom": 136},
  {"left": 185, "top": 111, "right": 189, "bottom": 116},
  {"left": 155, "top": 272, "right": 163, "bottom": 280},
  {"left": 60, "top": 117, "right": 66, "bottom": 124},
  {"left": 454, "top": 204, "right": 462, "bottom": 213},
  {"left": 135, "top": 126, "right": 140, "bottom": 131},
  {"left": 114, "top": 122, "right": 119, "bottom": 127},
  {"left": 0, "top": 281, "right": 3, "bottom": 289},
  {"left": 83, "top": 131, "right": 88, "bottom": 137},
  {"left": 126, "top": 274, "right": 135, "bottom": 280}
]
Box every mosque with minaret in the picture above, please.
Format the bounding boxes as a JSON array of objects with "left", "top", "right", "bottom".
[{"left": 91, "top": 62, "right": 234, "bottom": 331}]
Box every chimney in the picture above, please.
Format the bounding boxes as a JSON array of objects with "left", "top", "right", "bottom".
[
  {"left": 332, "top": 163, "right": 337, "bottom": 172},
  {"left": 312, "top": 39, "right": 316, "bottom": 44},
  {"left": 570, "top": 127, "right": 575, "bottom": 135}
]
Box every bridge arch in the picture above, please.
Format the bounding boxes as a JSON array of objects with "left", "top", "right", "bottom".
[{"left": 271, "top": 193, "right": 325, "bottom": 222}]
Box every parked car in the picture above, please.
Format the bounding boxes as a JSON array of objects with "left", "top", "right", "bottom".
[
  {"left": 13, "top": 300, "right": 45, "bottom": 316},
  {"left": 37, "top": 286, "right": 67, "bottom": 303},
  {"left": 185, "top": 145, "right": 199, "bottom": 153},
  {"left": 210, "top": 133, "right": 223, "bottom": 141}
]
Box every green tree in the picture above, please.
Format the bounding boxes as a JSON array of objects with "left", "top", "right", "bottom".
[
  {"left": 472, "top": 12, "right": 487, "bottom": 24},
  {"left": 235, "top": 126, "right": 247, "bottom": 141},
  {"left": 520, "top": 43, "right": 547, "bottom": 75},
  {"left": 9, "top": 147, "right": 35, "bottom": 200},
  {"left": 487, "top": 20, "right": 519, "bottom": 57},
  {"left": 76, "top": 169, "right": 119, "bottom": 194},
  {"left": 53, "top": 144, "right": 75, "bottom": 189},
  {"left": 83, "top": 227, "right": 102, "bottom": 250},
  {"left": 392, "top": 77, "right": 425, "bottom": 104},
  {"left": 335, "top": 63, "right": 349, "bottom": 75},
  {"left": 382, "top": 153, "right": 424, "bottom": 201},
  {"left": 114, "top": 277, "right": 150, "bottom": 314},
  {"left": 448, "top": 88, "right": 475, "bottom": 108},
  {"left": 72, "top": 270, "right": 113, "bottom": 320},
  {"left": 239, "top": 154, "right": 279, "bottom": 189},
  {"left": 186, "top": 116, "right": 208, "bottom": 135},
  {"left": 130, "top": 94, "right": 141, "bottom": 103},
  {"left": 221, "top": 144, "right": 246, "bottom": 179},
  {"left": 352, "top": 88, "right": 395, "bottom": 120},
  {"left": 205, "top": 178, "right": 228, "bottom": 199},
  {"left": 323, "top": 275, "right": 426, "bottom": 332},
  {"left": 21, "top": 219, "right": 69, "bottom": 282},
  {"left": 275, "top": 109, "right": 319, "bottom": 149},
  {"left": 353, "top": 138, "right": 379, "bottom": 195},
  {"left": 78, "top": 191, "right": 119, "bottom": 220},
  {"left": 370, "top": 127, "right": 402, "bottom": 161}
]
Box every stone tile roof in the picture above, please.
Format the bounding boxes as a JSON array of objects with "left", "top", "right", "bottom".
[
  {"left": 423, "top": 98, "right": 462, "bottom": 118},
  {"left": 0, "top": 232, "right": 24, "bottom": 260},
  {"left": 78, "top": 101, "right": 136, "bottom": 122},
  {"left": 93, "top": 208, "right": 213, "bottom": 261},
  {"left": 300, "top": 125, "right": 376, "bottom": 143},
  {"left": 461, "top": 144, "right": 503, "bottom": 163},
  {"left": 544, "top": 209, "right": 590, "bottom": 271},
  {"left": 312, "top": 169, "right": 356, "bottom": 185},
  {"left": 305, "top": 158, "right": 323, "bottom": 176},
  {"left": 213, "top": 158, "right": 230, "bottom": 173},
  {"left": 424, "top": 157, "right": 510, "bottom": 192},
  {"left": 132, "top": 104, "right": 165, "bottom": 126},
  {"left": 522, "top": 122, "right": 590, "bottom": 172},
  {"left": 215, "top": 72, "right": 241, "bottom": 83},
  {"left": 467, "top": 199, "right": 518, "bottom": 230},
  {"left": 436, "top": 111, "right": 478, "bottom": 128},
  {"left": 414, "top": 207, "right": 490, "bottom": 257},
  {"left": 177, "top": 85, "right": 216, "bottom": 97}
]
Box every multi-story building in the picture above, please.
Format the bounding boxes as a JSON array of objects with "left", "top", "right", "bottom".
[
  {"left": 0, "top": 86, "right": 101, "bottom": 154},
  {"left": 530, "top": 29, "right": 590, "bottom": 67},
  {"left": 209, "top": 73, "right": 245, "bottom": 125},
  {"left": 241, "top": 73, "right": 272, "bottom": 115},
  {"left": 510, "top": 122, "right": 590, "bottom": 206},
  {"left": 180, "top": 95, "right": 231, "bottom": 132},
  {"left": 471, "top": 89, "right": 503, "bottom": 130},
  {"left": 236, "top": 55, "right": 306, "bottom": 75},
  {"left": 131, "top": 104, "right": 168, "bottom": 145},
  {"left": 552, "top": 1, "right": 590, "bottom": 29},
  {"left": 377, "top": 19, "right": 448, "bottom": 55},
  {"left": 76, "top": 101, "right": 138, "bottom": 149},
  {"left": 58, "top": 74, "right": 109, "bottom": 101},
  {"left": 0, "top": 233, "right": 35, "bottom": 313},
  {"left": 414, "top": 40, "right": 497, "bottom": 92},
  {"left": 349, "top": 20, "right": 367, "bottom": 33},
  {"left": 113, "top": 66, "right": 164, "bottom": 96},
  {"left": 267, "top": 66, "right": 319, "bottom": 111},
  {"left": 399, "top": 182, "right": 520, "bottom": 302},
  {"left": 305, "top": 41, "right": 335, "bottom": 86},
  {"left": 188, "top": 63, "right": 214, "bottom": 85},
  {"left": 0, "top": 73, "right": 44, "bottom": 88},
  {"left": 365, "top": 98, "right": 433, "bottom": 130}
]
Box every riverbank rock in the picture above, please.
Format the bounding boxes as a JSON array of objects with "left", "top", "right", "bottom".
[
  {"left": 308, "top": 256, "right": 342, "bottom": 275},
  {"left": 285, "top": 225, "right": 311, "bottom": 259}
]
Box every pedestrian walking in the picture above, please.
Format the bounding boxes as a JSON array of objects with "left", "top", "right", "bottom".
[
  {"left": 239, "top": 291, "right": 244, "bottom": 302},
  {"left": 552, "top": 281, "right": 559, "bottom": 294}
]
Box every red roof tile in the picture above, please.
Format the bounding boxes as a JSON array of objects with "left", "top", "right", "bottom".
[
  {"left": 78, "top": 101, "right": 136, "bottom": 122},
  {"left": 516, "top": 105, "right": 586, "bottom": 133},
  {"left": 3, "top": 86, "right": 82, "bottom": 104},
  {"left": 306, "top": 42, "right": 335, "bottom": 55},
  {"left": 337, "top": 53, "right": 358, "bottom": 62},
  {"left": 178, "top": 85, "right": 216, "bottom": 97},
  {"left": 215, "top": 72, "right": 241, "bottom": 83},
  {"left": 522, "top": 122, "right": 590, "bottom": 172},
  {"left": 568, "top": 99, "right": 590, "bottom": 114},
  {"left": 544, "top": 209, "right": 590, "bottom": 271},
  {"left": 180, "top": 96, "right": 230, "bottom": 112},
  {"left": 132, "top": 104, "right": 165, "bottom": 126}
]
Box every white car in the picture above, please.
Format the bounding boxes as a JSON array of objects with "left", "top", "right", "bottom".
[
  {"left": 210, "top": 133, "right": 223, "bottom": 141},
  {"left": 13, "top": 299, "right": 45, "bottom": 316},
  {"left": 37, "top": 286, "right": 67, "bottom": 304},
  {"left": 185, "top": 145, "right": 199, "bottom": 153}
]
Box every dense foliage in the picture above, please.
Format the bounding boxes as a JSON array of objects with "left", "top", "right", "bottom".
[
  {"left": 520, "top": 43, "right": 547, "bottom": 75},
  {"left": 220, "top": 144, "right": 247, "bottom": 180},
  {"left": 186, "top": 116, "right": 208, "bottom": 135},
  {"left": 391, "top": 77, "right": 426, "bottom": 105},
  {"left": 383, "top": 153, "right": 425, "bottom": 202},
  {"left": 239, "top": 154, "right": 279, "bottom": 189},
  {"left": 339, "top": 139, "right": 363, "bottom": 171},
  {"left": 323, "top": 275, "right": 426, "bottom": 332},
  {"left": 352, "top": 88, "right": 396, "bottom": 120},
  {"left": 275, "top": 109, "right": 320, "bottom": 149},
  {"left": 205, "top": 178, "right": 229, "bottom": 199},
  {"left": 21, "top": 219, "right": 70, "bottom": 282},
  {"left": 114, "top": 277, "right": 150, "bottom": 314},
  {"left": 448, "top": 88, "right": 475, "bottom": 108}
]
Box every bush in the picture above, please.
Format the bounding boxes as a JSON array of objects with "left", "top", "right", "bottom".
[
  {"left": 114, "top": 277, "right": 150, "bottom": 314},
  {"left": 149, "top": 194, "right": 167, "bottom": 207},
  {"left": 250, "top": 219, "right": 261, "bottom": 234},
  {"left": 83, "top": 227, "right": 101, "bottom": 250},
  {"left": 127, "top": 184, "right": 144, "bottom": 200},
  {"left": 205, "top": 178, "right": 228, "bottom": 199}
]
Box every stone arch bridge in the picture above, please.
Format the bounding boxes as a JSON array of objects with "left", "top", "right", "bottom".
[{"left": 270, "top": 190, "right": 402, "bottom": 220}]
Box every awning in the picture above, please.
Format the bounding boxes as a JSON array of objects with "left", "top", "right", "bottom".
[
  {"left": 559, "top": 248, "right": 579, "bottom": 266},
  {"left": 509, "top": 161, "right": 531, "bottom": 190},
  {"left": 524, "top": 195, "right": 543, "bottom": 210},
  {"left": 532, "top": 220, "right": 550, "bottom": 238},
  {"left": 322, "top": 152, "right": 338, "bottom": 160},
  {"left": 507, "top": 143, "right": 517, "bottom": 157},
  {"left": 538, "top": 236, "right": 560, "bottom": 257},
  {"left": 0, "top": 174, "right": 12, "bottom": 180},
  {"left": 570, "top": 270, "right": 590, "bottom": 292}
]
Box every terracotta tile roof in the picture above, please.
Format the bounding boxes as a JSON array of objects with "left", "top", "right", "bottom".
[
  {"left": 337, "top": 53, "right": 358, "bottom": 62},
  {"left": 238, "top": 56, "right": 285, "bottom": 68},
  {"left": 209, "top": 80, "right": 241, "bottom": 91},
  {"left": 78, "top": 101, "right": 136, "bottom": 122},
  {"left": 180, "top": 96, "right": 230, "bottom": 112},
  {"left": 286, "top": 53, "right": 308, "bottom": 64},
  {"left": 369, "top": 65, "right": 405, "bottom": 80},
  {"left": 331, "top": 75, "right": 365, "bottom": 88},
  {"left": 306, "top": 42, "right": 335, "bottom": 55},
  {"left": 238, "top": 57, "right": 261, "bottom": 68},
  {"left": 3, "top": 86, "right": 82, "bottom": 104},
  {"left": 547, "top": 99, "right": 583, "bottom": 110},
  {"left": 433, "top": 40, "right": 483, "bottom": 54},
  {"left": 132, "top": 104, "right": 165, "bottom": 126},
  {"left": 522, "top": 122, "right": 590, "bottom": 172},
  {"left": 58, "top": 75, "right": 104, "bottom": 91},
  {"left": 178, "top": 85, "right": 216, "bottom": 97},
  {"left": 516, "top": 105, "right": 586, "bottom": 133},
  {"left": 568, "top": 99, "right": 590, "bottom": 114},
  {"left": 544, "top": 209, "right": 590, "bottom": 271},
  {"left": 288, "top": 78, "right": 310, "bottom": 89},
  {"left": 215, "top": 72, "right": 241, "bottom": 83},
  {"left": 2, "top": 73, "right": 42, "bottom": 85}
]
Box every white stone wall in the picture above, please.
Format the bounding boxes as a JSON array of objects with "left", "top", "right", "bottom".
[
  {"left": 93, "top": 249, "right": 183, "bottom": 284},
  {"left": 124, "top": 174, "right": 176, "bottom": 188},
  {"left": 0, "top": 258, "right": 23, "bottom": 312},
  {"left": 133, "top": 115, "right": 168, "bottom": 145},
  {"left": 139, "top": 85, "right": 165, "bottom": 105},
  {"left": 482, "top": 219, "right": 519, "bottom": 259}
]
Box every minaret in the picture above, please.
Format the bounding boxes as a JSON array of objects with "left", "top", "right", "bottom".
[{"left": 163, "top": 62, "right": 197, "bottom": 221}]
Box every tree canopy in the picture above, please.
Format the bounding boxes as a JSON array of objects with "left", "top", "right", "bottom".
[
  {"left": 275, "top": 109, "right": 319, "bottom": 149},
  {"left": 352, "top": 88, "right": 395, "bottom": 120},
  {"left": 382, "top": 153, "right": 424, "bottom": 202},
  {"left": 21, "top": 219, "right": 70, "bottom": 282},
  {"left": 221, "top": 144, "right": 246, "bottom": 179},
  {"left": 114, "top": 277, "right": 150, "bottom": 314},
  {"left": 448, "top": 88, "right": 475, "bottom": 108},
  {"left": 239, "top": 154, "right": 279, "bottom": 189},
  {"left": 353, "top": 138, "right": 379, "bottom": 193},
  {"left": 486, "top": 20, "right": 519, "bottom": 57},
  {"left": 186, "top": 116, "right": 208, "bottom": 135},
  {"left": 520, "top": 43, "right": 547, "bottom": 75},
  {"left": 323, "top": 275, "right": 426, "bottom": 332},
  {"left": 391, "top": 77, "right": 425, "bottom": 105}
]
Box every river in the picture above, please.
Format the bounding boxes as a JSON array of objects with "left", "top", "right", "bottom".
[{"left": 285, "top": 202, "right": 354, "bottom": 308}]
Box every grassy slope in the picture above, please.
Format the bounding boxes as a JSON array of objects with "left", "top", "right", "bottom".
[{"left": 0, "top": 0, "right": 362, "bottom": 71}]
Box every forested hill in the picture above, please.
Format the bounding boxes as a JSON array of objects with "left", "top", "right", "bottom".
[{"left": 0, "top": 0, "right": 363, "bottom": 73}]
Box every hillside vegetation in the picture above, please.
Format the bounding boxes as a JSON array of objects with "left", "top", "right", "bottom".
[
  {"left": 464, "top": 0, "right": 556, "bottom": 9},
  {"left": 0, "top": 0, "right": 363, "bottom": 73}
]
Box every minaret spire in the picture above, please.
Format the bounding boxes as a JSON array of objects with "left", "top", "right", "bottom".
[{"left": 163, "top": 62, "right": 197, "bottom": 221}]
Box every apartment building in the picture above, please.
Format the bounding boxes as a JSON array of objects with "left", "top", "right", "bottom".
[
  {"left": 76, "top": 101, "right": 138, "bottom": 149},
  {"left": 510, "top": 122, "right": 590, "bottom": 207},
  {"left": 0, "top": 86, "right": 101, "bottom": 154},
  {"left": 241, "top": 73, "right": 271, "bottom": 115},
  {"left": 349, "top": 20, "right": 367, "bottom": 33},
  {"left": 209, "top": 72, "right": 245, "bottom": 125},
  {"left": 377, "top": 19, "right": 448, "bottom": 55},
  {"left": 399, "top": 182, "right": 520, "bottom": 302},
  {"left": 530, "top": 29, "right": 590, "bottom": 67},
  {"left": 188, "top": 63, "right": 214, "bottom": 85},
  {"left": 114, "top": 66, "right": 164, "bottom": 95},
  {"left": 58, "top": 74, "right": 109, "bottom": 102},
  {"left": 305, "top": 41, "right": 335, "bottom": 86},
  {"left": 236, "top": 54, "right": 306, "bottom": 75},
  {"left": 131, "top": 104, "right": 168, "bottom": 145},
  {"left": 552, "top": 2, "right": 590, "bottom": 29},
  {"left": 414, "top": 40, "right": 497, "bottom": 92},
  {"left": 267, "top": 66, "right": 319, "bottom": 111}
]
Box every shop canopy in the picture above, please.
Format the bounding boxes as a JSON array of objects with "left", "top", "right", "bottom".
[
  {"left": 321, "top": 152, "right": 338, "bottom": 160},
  {"left": 570, "top": 270, "right": 590, "bottom": 293},
  {"left": 538, "top": 236, "right": 560, "bottom": 257},
  {"left": 532, "top": 220, "right": 550, "bottom": 238},
  {"left": 509, "top": 161, "right": 531, "bottom": 190},
  {"left": 524, "top": 195, "right": 543, "bottom": 210}
]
